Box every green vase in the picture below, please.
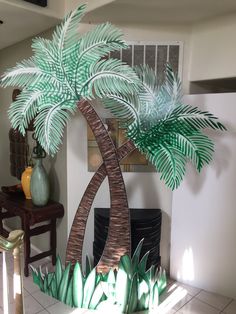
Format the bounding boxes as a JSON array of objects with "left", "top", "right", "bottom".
[{"left": 30, "top": 158, "right": 50, "bottom": 206}]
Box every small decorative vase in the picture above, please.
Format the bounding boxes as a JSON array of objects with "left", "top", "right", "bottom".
[
  {"left": 21, "top": 167, "right": 33, "bottom": 199},
  {"left": 30, "top": 158, "right": 50, "bottom": 206}
]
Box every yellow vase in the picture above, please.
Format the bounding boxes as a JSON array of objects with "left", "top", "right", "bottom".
[{"left": 21, "top": 167, "right": 33, "bottom": 199}]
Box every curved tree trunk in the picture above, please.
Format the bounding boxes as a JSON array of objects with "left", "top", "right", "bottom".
[
  {"left": 66, "top": 139, "right": 135, "bottom": 267},
  {"left": 73, "top": 100, "right": 133, "bottom": 272}
]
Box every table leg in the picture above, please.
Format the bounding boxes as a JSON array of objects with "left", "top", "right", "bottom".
[
  {"left": 22, "top": 217, "right": 30, "bottom": 277},
  {"left": 50, "top": 219, "right": 56, "bottom": 265}
]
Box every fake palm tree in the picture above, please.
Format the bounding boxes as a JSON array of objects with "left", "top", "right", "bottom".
[
  {"left": 66, "top": 64, "right": 226, "bottom": 269},
  {"left": 1, "top": 5, "right": 225, "bottom": 272}
]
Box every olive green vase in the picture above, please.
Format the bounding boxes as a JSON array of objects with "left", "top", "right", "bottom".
[{"left": 30, "top": 158, "right": 50, "bottom": 206}]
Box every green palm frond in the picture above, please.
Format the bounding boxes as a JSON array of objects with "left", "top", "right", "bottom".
[
  {"left": 166, "top": 104, "right": 226, "bottom": 131},
  {"left": 155, "top": 63, "right": 182, "bottom": 119},
  {"left": 8, "top": 90, "right": 42, "bottom": 135},
  {"left": 1, "top": 58, "right": 41, "bottom": 87},
  {"left": 52, "top": 5, "right": 85, "bottom": 51},
  {"left": 170, "top": 132, "right": 214, "bottom": 171},
  {"left": 103, "top": 94, "right": 140, "bottom": 128},
  {"left": 128, "top": 101, "right": 225, "bottom": 189},
  {"left": 34, "top": 101, "right": 76, "bottom": 155},
  {"left": 148, "top": 143, "right": 187, "bottom": 190},
  {"left": 78, "top": 23, "right": 127, "bottom": 65},
  {"left": 135, "top": 65, "right": 158, "bottom": 101},
  {"left": 80, "top": 58, "right": 140, "bottom": 99}
]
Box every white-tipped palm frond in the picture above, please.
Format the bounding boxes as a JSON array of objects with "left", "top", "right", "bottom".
[
  {"left": 52, "top": 5, "right": 85, "bottom": 51},
  {"left": 1, "top": 58, "right": 42, "bottom": 87},
  {"left": 77, "top": 23, "right": 127, "bottom": 65},
  {"left": 135, "top": 65, "right": 158, "bottom": 102},
  {"left": 34, "top": 100, "right": 76, "bottom": 156},
  {"left": 80, "top": 58, "right": 140, "bottom": 99},
  {"left": 128, "top": 102, "right": 225, "bottom": 189},
  {"left": 148, "top": 144, "right": 187, "bottom": 190},
  {"left": 155, "top": 63, "right": 183, "bottom": 119},
  {"left": 103, "top": 93, "right": 140, "bottom": 128},
  {"left": 8, "top": 90, "right": 42, "bottom": 135},
  {"left": 167, "top": 104, "right": 226, "bottom": 131}
]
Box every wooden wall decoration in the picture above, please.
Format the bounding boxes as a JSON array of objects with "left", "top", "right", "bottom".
[{"left": 9, "top": 89, "right": 28, "bottom": 180}]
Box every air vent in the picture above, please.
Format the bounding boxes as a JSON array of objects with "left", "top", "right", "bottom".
[
  {"left": 24, "top": 0, "right": 47, "bottom": 7},
  {"left": 110, "top": 41, "right": 183, "bottom": 84}
]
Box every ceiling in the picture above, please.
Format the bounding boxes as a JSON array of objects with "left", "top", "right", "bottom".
[
  {"left": 0, "top": 1, "right": 60, "bottom": 50},
  {"left": 1, "top": 0, "right": 236, "bottom": 51},
  {"left": 83, "top": 0, "right": 236, "bottom": 25}
]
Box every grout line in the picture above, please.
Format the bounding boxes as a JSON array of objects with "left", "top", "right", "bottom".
[
  {"left": 174, "top": 294, "right": 195, "bottom": 313},
  {"left": 221, "top": 298, "right": 234, "bottom": 312},
  {"left": 30, "top": 292, "right": 50, "bottom": 311},
  {"left": 194, "top": 289, "right": 203, "bottom": 298},
  {"left": 30, "top": 289, "right": 58, "bottom": 311},
  {"left": 193, "top": 296, "right": 231, "bottom": 312}
]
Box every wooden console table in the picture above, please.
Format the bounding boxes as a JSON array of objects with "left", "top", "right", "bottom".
[{"left": 0, "top": 192, "right": 64, "bottom": 276}]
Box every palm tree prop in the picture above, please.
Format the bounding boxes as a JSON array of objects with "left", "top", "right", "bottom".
[
  {"left": 1, "top": 5, "right": 225, "bottom": 272},
  {"left": 66, "top": 64, "right": 226, "bottom": 267}
]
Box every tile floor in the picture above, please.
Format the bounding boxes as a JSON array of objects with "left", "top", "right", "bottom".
[{"left": 0, "top": 251, "right": 236, "bottom": 314}]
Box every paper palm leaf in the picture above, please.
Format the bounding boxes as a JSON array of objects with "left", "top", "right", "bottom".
[
  {"left": 34, "top": 101, "right": 76, "bottom": 155},
  {"left": 154, "top": 63, "right": 182, "bottom": 120},
  {"left": 166, "top": 104, "right": 226, "bottom": 131},
  {"left": 128, "top": 103, "right": 225, "bottom": 189},
  {"left": 147, "top": 143, "right": 187, "bottom": 190},
  {"left": 1, "top": 58, "right": 43, "bottom": 88},
  {"left": 103, "top": 93, "right": 140, "bottom": 128},
  {"left": 78, "top": 23, "right": 127, "bottom": 65},
  {"left": 52, "top": 5, "right": 85, "bottom": 51},
  {"left": 8, "top": 90, "right": 42, "bottom": 135},
  {"left": 170, "top": 132, "right": 214, "bottom": 171},
  {"left": 80, "top": 58, "right": 140, "bottom": 99}
]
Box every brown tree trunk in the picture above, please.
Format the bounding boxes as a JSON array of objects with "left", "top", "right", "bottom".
[
  {"left": 65, "top": 139, "right": 135, "bottom": 267},
  {"left": 73, "top": 100, "right": 134, "bottom": 272}
]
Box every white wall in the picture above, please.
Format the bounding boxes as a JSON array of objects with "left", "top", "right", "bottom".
[
  {"left": 65, "top": 0, "right": 116, "bottom": 14},
  {"left": 190, "top": 13, "right": 236, "bottom": 82},
  {"left": 2, "top": 0, "right": 65, "bottom": 18},
  {"left": 0, "top": 31, "right": 68, "bottom": 261},
  {"left": 171, "top": 93, "right": 236, "bottom": 299}
]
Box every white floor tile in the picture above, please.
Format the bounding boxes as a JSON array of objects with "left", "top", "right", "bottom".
[
  {"left": 22, "top": 294, "right": 44, "bottom": 314},
  {"left": 47, "top": 303, "right": 99, "bottom": 314},
  {"left": 32, "top": 290, "right": 58, "bottom": 308},
  {"left": 177, "top": 283, "right": 202, "bottom": 297},
  {"left": 174, "top": 294, "right": 193, "bottom": 311},
  {"left": 196, "top": 290, "right": 232, "bottom": 310},
  {"left": 36, "top": 311, "right": 50, "bottom": 314},
  {"left": 46, "top": 302, "right": 76, "bottom": 314},
  {"left": 23, "top": 275, "right": 40, "bottom": 294},
  {"left": 177, "top": 298, "right": 219, "bottom": 314},
  {"left": 8, "top": 294, "right": 44, "bottom": 314},
  {"left": 223, "top": 300, "right": 236, "bottom": 314},
  {"left": 136, "top": 310, "right": 176, "bottom": 314}
]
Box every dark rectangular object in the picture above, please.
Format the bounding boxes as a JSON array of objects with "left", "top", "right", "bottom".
[
  {"left": 94, "top": 208, "right": 162, "bottom": 269},
  {"left": 24, "top": 0, "right": 47, "bottom": 7}
]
